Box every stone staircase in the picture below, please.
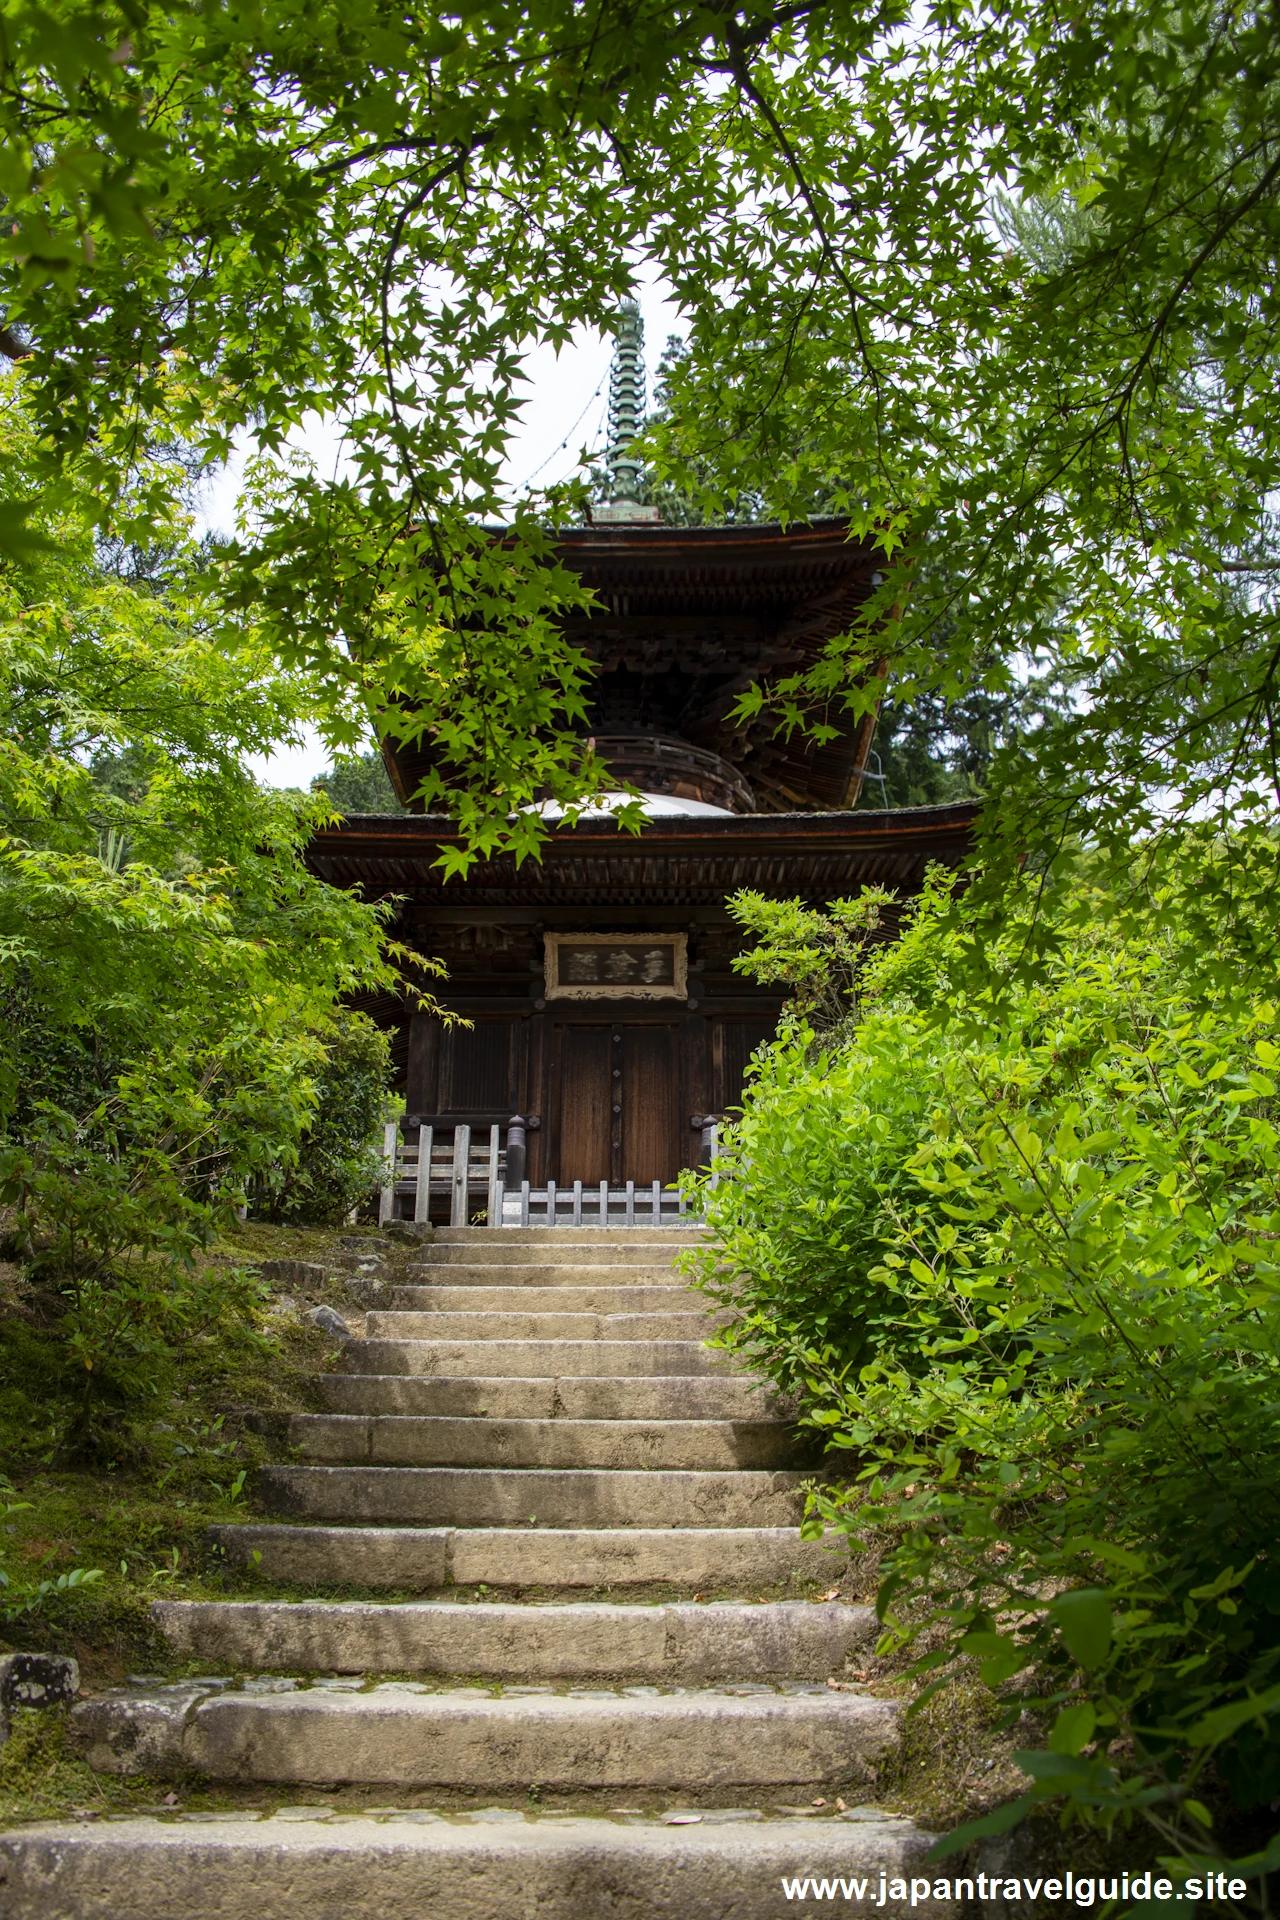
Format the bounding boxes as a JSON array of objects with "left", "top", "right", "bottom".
[{"left": 1, "top": 1228, "right": 951, "bottom": 1919}]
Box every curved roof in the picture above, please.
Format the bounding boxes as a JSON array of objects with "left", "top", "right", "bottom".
[{"left": 382, "top": 518, "right": 886, "bottom": 816}]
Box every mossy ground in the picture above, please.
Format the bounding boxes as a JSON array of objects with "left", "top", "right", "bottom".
[{"left": 0, "top": 1220, "right": 380, "bottom": 1686}]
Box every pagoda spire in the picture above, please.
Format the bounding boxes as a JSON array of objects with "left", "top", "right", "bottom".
[
  {"left": 597, "top": 299, "right": 661, "bottom": 523},
  {"left": 606, "top": 300, "right": 645, "bottom": 503}
]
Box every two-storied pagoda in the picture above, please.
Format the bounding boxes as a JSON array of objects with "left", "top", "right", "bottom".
[{"left": 305, "top": 307, "right": 977, "bottom": 1222}]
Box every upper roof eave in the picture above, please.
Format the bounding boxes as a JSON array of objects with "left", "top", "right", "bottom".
[{"left": 473, "top": 515, "right": 879, "bottom": 580}]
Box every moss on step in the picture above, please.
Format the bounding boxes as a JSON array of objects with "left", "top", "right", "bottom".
[
  {"left": 0, "top": 1706, "right": 184, "bottom": 1825},
  {"left": 2, "top": 1705, "right": 899, "bottom": 1830}
]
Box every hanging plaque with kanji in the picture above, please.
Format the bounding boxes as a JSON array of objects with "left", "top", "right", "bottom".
[{"left": 543, "top": 933, "right": 688, "bottom": 1001}]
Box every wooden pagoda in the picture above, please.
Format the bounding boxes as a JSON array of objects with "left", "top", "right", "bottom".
[{"left": 305, "top": 316, "right": 978, "bottom": 1222}]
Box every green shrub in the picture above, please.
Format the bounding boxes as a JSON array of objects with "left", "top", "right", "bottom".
[
  {"left": 689, "top": 869, "right": 1280, "bottom": 1865},
  {"left": 690, "top": 870, "right": 967, "bottom": 1393},
  {"left": 252, "top": 1014, "right": 392, "bottom": 1226},
  {"left": 688, "top": 1009, "right": 948, "bottom": 1393}
]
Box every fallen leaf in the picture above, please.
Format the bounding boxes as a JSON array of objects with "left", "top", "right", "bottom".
[
  {"left": 811, "top": 1798, "right": 827, "bottom": 1809},
  {"left": 663, "top": 1812, "right": 703, "bottom": 1825},
  {"left": 835, "top": 1798, "right": 849, "bottom": 1812}
]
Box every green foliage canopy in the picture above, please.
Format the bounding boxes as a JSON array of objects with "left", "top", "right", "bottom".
[
  {"left": 313, "top": 748, "right": 402, "bottom": 818},
  {"left": 1, "top": 0, "right": 1277, "bottom": 888}
]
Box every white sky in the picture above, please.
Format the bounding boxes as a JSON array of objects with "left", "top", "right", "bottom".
[{"left": 204, "top": 276, "right": 683, "bottom": 790}]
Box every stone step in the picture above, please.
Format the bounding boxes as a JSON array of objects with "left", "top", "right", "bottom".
[
  {"left": 152, "top": 1598, "right": 877, "bottom": 1677},
  {"left": 435, "top": 1228, "right": 705, "bottom": 1245},
  {"left": 207, "top": 1523, "right": 845, "bottom": 1588},
  {"left": 405, "top": 1261, "right": 693, "bottom": 1287},
  {"left": 365, "top": 1310, "right": 717, "bottom": 1342},
  {"left": 348, "top": 1339, "right": 721, "bottom": 1378},
  {"left": 278, "top": 1414, "right": 814, "bottom": 1471},
  {"left": 387, "top": 1282, "right": 700, "bottom": 1311},
  {"left": 260, "top": 1466, "right": 810, "bottom": 1529},
  {"left": 0, "top": 1809, "right": 947, "bottom": 1920},
  {"left": 417, "top": 1242, "right": 698, "bottom": 1267},
  {"left": 72, "top": 1685, "right": 897, "bottom": 1789},
  {"left": 310, "top": 1374, "right": 786, "bottom": 1422}
]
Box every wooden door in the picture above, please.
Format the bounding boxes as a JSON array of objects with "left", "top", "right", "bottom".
[
  {"left": 552, "top": 1020, "right": 681, "bottom": 1186},
  {"left": 555, "top": 1025, "right": 613, "bottom": 1184},
  {"left": 620, "top": 1024, "right": 680, "bottom": 1186}
]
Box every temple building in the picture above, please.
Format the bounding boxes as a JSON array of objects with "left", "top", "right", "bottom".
[{"left": 305, "top": 307, "right": 977, "bottom": 1223}]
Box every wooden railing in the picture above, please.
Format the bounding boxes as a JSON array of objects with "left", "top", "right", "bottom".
[
  {"left": 378, "top": 1122, "right": 503, "bottom": 1228},
  {"left": 377, "top": 1114, "right": 720, "bottom": 1228}
]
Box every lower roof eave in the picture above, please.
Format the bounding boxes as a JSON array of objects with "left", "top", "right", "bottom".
[{"left": 303, "top": 802, "right": 980, "bottom": 907}]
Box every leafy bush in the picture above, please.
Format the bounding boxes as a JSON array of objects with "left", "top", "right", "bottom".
[
  {"left": 686, "top": 1009, "right": 947, "bottom": 1394},
  {"left": 689, "top": 870, "right": 1280, "bottom": 1865},
  {"left": 253, "top": 1014, "right": 392, "bottom": 1226},
  {"left": 0, "top": 374, "right": 413, "bottom": 1446},
  {"left": 690, "top": 872, "right": 963, "bottom": 1393},
  {"left": 725, "top": 885, "right": 899, "bottom": 1036}
]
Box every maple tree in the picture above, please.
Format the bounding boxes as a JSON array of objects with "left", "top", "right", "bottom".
[{"left": 0, "top": 0, "right": 1275, "bottom": 908}]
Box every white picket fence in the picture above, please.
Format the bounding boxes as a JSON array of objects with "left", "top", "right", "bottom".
[{"left": 377, "top": 1121, "right": 716, "bottom": 1229}]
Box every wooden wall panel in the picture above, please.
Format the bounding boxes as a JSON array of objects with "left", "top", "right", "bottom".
[
  {"left": 405, "top": 1014, "right": 440, "bottom": 1114},
  {"left": 527, "top": 1013, "right": 547, "bottom": 1186},
  {"left": 438, "top": 1019, "right": 519, "bottom": 1114},
  {"left": 681, "top": 1012, "right": 710, "bottom": 1172},
  {"left": 713, "top": 1016, "right": 778, "bottom": 1117}
]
